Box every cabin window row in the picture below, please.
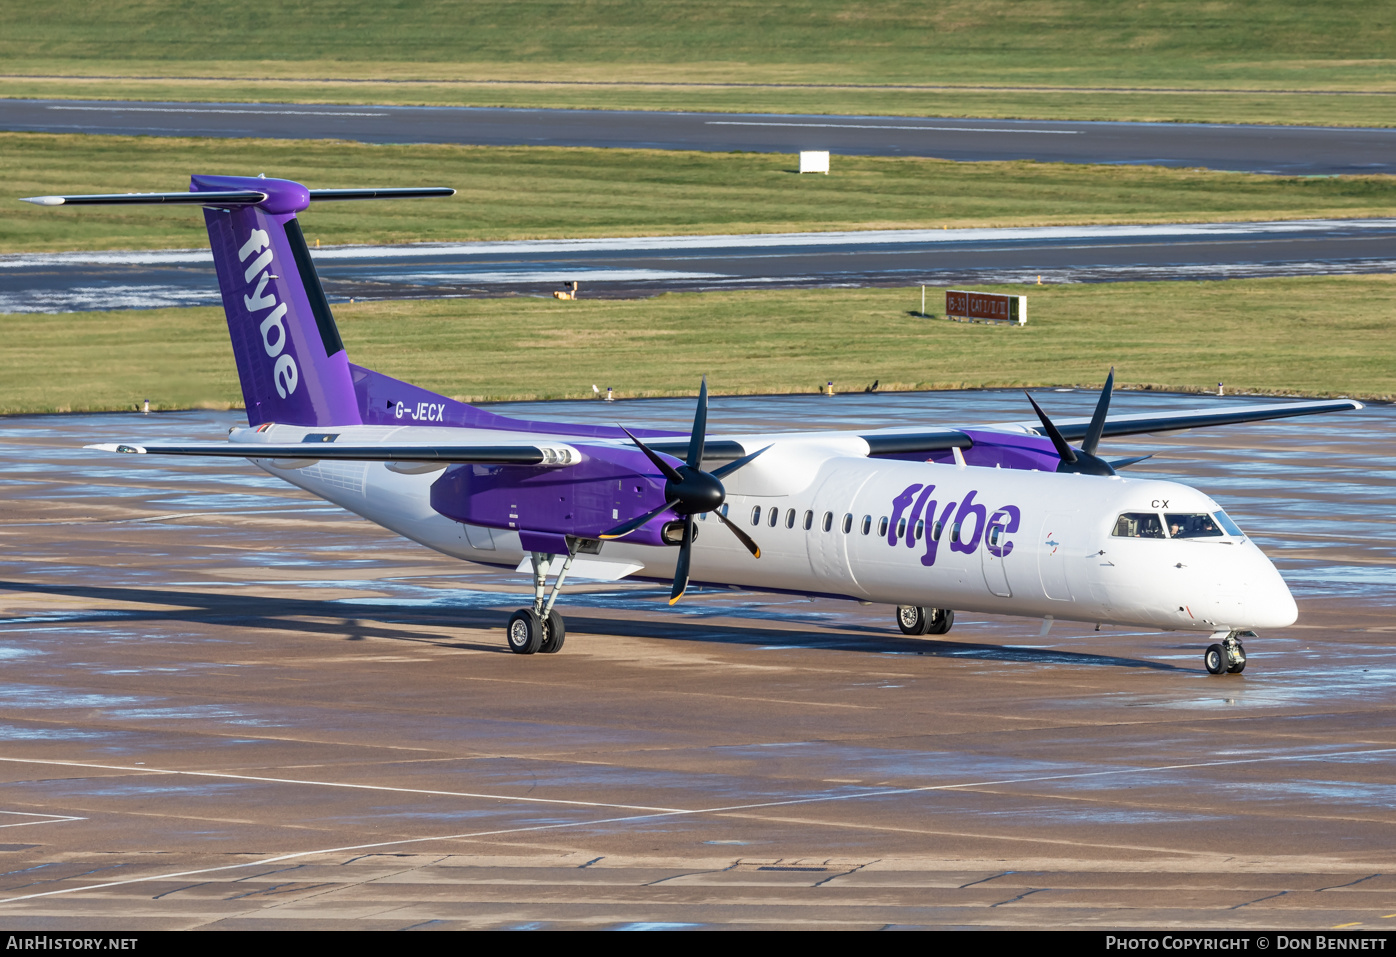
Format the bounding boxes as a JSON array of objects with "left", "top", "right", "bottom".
[{"left": 700, "top": 506, "right": 958, "bottom": 543}]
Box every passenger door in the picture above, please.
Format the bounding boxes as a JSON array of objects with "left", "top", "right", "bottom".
[
  {"left": 981, "top": 521, "right": 1012, "bottom": 598},
  {"left": 1038, "top": 511, "right": 1077, "bottom": 601}
]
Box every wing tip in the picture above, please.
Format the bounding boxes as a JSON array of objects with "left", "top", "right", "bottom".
[{"left": 19, "top": 196, "right": 64, "bottom": 206}]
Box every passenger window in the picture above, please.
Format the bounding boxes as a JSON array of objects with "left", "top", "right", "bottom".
[
  {"left": 842, "top": 513, "right": 853, "bottom": 534},
  {"left": 950, "top": 521, "right": 961, "bottom": 543},
  {"left": 896, "top": 518, "right": 906, "bottom": 540},
  {"left": 860, "top": 515, "right": 872, "bottom": 535},
  {"left": 914, "top": 519, "right": 924, "bottom": 541},
  {"left": 803, "top": 510, "right": 814, "bottom": 530},
  {"left": 1112, "top": 512, "right": 1165, "bottom": 539},
  {"left": 1166, "top": 513, "right": 1224, "bottom": 539},
  {"left": 822, "top": 511, "right": 833, "bottom": 532},
  {"left": 785, "top": 508, "right": 796, "bottom": 529},
  {"left": 751, "top": 505, "right": 761, "bottom": 526},
  {"left": 768, "top": 508, "right": 779, "bottom": 527},
  {"left": 932, "top": 520, "right": 943, "bottom": 541},
  {"left": 878, "top": 517, "right": 889, "bottom": 537}
]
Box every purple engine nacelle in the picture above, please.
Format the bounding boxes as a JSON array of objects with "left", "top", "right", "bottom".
[{"left": 430, "top": 443, "right": 679, "bottom": 548}]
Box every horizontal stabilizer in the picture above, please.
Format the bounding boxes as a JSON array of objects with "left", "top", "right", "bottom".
[
  {"left": 22, "top": 187, "right": 454, "bottom": 208},
  {"left": 20, "top": 190, "right": 267, "bottom": 207},
  {"left": 87, "top": 442, "right": 578, "bottom": 467},
  {"left": 307, "top": 188, "right": 456, "bottom": 201}
]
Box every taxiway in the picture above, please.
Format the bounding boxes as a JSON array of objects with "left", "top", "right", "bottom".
[
  {"left": 5, "top": 99, "right": 1396, "bottom": 175},
  {"left": 4, "top": 218, "right": 1395, "bottom": 312},
  {"left": 0, "top": 390, "right": 1391, "bottom": 928}
]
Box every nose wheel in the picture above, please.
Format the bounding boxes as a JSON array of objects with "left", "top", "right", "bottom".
[
  {"left": 1204, "top": 631, "right": 1250, "bottom": 674},
  {"left": 895, "top": 606, "right": 954, "bottom": 636}
]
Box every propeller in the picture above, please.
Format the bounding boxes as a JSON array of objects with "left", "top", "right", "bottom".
[
  {"left": 600, "top": 378, "right": 769, "bottom": 604},
  {"left": 1024, "top": 368, "right": 1151, "bottom": 475}
]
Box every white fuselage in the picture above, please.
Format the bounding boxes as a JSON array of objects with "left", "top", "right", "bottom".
[{"left": 240, "top": 423, "right": 1296, "bottom": 635}]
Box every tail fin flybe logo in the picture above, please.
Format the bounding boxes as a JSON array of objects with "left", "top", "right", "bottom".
[{"left": 239, "top": 229, "right": 299, "bottom": 399}]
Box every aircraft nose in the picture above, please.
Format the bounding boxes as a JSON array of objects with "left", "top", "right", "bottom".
[{"left": 1247, "top": 552, "right": 1298, "bottom": 628}]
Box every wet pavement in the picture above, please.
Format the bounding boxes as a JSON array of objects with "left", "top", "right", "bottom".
[{"left": 0, "top": 390, "right": 1392, "bottom": 929}]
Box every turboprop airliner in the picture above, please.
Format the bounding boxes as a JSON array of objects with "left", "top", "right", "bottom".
[{"left": 22, "top": 176, "right": 1364, "bottom": 674}]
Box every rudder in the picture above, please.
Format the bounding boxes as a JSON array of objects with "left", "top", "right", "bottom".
[{"left": 195, "top": 175, "right": 362, "bottom": 427}]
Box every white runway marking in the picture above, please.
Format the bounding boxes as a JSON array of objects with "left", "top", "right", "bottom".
[
  {"left": 0, "top": 810, "right": 85, "bottom": 829},
  {"left": 706, "top": 121, "right": 1080, "bottom": 135},
  {"left": 0, "top": 745, "right": 1391, "bottom": 906},
  {"left": 47, "top": 106, "right": 388, "bottom": 118},
  {"left": 371, "top": 268, "right": 729, "bottom": 285},
  {"left": 0, "top": 756, "right": 685, "bottom": 814}
]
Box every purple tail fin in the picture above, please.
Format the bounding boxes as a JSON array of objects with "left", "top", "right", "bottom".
[{"left": 194, "top": 175, "right": 362, "bottom": 427}]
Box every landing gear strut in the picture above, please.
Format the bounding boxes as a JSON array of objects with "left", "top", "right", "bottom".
[
  {"left": 896, "top": 606, "right": 954, "bottom": 636},
  {"left": 508, "top": 549, "right": 574, "bottom": 655},
  {"left": 1204, "top": 630, "right": 1251, "bottom": 675}
]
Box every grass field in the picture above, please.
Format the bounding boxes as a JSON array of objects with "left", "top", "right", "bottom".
[
  {"left": 6, "top": 133, "right": 1395, "bottom": 252},
  {"left": 4, "top": 276, "right": 1391, "bottom": 416},
  {"left": 1, "top": 1, "right": 1393, "bottom": 126}
]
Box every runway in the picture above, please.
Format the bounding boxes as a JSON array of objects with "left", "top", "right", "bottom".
[
  {"left": 5, "top": 218, "right": 1396, "bottom": 312},
  {"left": 0, "top": 390, "right": 1392, "bottom": 928},
  {"left": 6, "top": 98, "right": 1396, "bottom": 174}
]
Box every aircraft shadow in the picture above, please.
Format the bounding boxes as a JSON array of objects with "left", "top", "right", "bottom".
[{"left": 0, "top": 579, "right": 1185, "bottom": 671}]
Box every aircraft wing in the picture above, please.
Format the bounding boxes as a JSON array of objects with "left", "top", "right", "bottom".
[
  {"left": 86, "top": 442, "right": 577, "bottom": 466},
  {"left": 851, "top": 398, "right": 1362, "bottom": 454},
  {"left": 1011, "top": 397, "right": 1364, "bottom": 442}
]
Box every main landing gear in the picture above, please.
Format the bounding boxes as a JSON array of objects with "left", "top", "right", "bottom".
[
  {"left": 1204, "top": 630, "right": 1253, "bottom": 675},
  {"left": 507, "top": 550, "right": 574, "bottom": 655},
  {"left": 896, "top": 605, "right": 954, "bottom": 636}
]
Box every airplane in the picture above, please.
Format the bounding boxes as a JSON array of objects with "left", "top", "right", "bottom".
[{"left": 21, "top": 175, "right": 1365, "bottom": 675}]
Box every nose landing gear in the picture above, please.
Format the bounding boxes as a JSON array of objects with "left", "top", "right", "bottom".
[
  {"left": 1204, "top": 630, "right": 1252, "bottom": 674},
  {"left": 896, "top": 606, "right": 955, "bottom": 636}
]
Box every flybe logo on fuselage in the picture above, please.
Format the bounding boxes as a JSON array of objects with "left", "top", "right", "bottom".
[
  {"left": 238, "top": 229, "right": 299, "bottom": 399},
  {"left": 887, "top": 483, "right": 1022, "bottom": 567}
]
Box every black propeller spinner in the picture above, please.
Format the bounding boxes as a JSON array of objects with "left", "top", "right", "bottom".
[
  {"left": 1025, "top": 369, "right": 1152, "bottom": 476},
  {"left": 600, "top": 378, "right": 769, "bottom": 604}
]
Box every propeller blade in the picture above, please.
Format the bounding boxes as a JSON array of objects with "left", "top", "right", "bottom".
[
  {"left": 687, "top": 377, "right": 708, "bottom": 469},
  {"left": 600, "top": 499, "right": 679, "bottom": 539},
  {"left": 709, "top": 443, "right": 772, "bottom": 480},
  {"left": 713, "top": 507, "right": 761, "bottom": 558},
  {"left": 669, "top": 520, "right": 693, "bottom": 604},
  {"left": 620, "top": 426, "right": 684, "bottom": 484},
  {"left": 1024, "top": 393, "right": 1078, "bottom": 464},
  {"left": 1107, "top": 453, "right": 1154, "bottom": 470},
  {"left": 1081, "top": 367, "right": 1115, "bottom": 456}
]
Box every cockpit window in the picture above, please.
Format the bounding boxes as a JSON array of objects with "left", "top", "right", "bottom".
[
  {"left": 1214, "top": 511, "right": 1244, "bottom": 537},
  {"left": 1166, "top": 513, "right": 1224, "bottom": 539},
  {"left": 1112, "top": 512, "right": 1165, "bottom": 539}
]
